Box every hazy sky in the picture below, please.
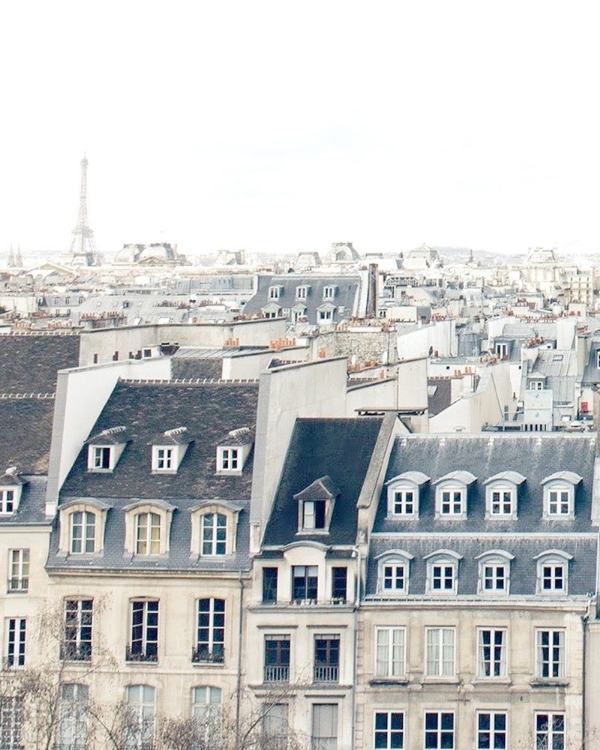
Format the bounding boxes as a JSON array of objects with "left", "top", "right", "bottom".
[{"left": 2, "top": 1, "right": 600, "bottom": 259}]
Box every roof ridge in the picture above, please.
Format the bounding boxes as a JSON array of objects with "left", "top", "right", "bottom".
[
  {"left": 0, "top": 393, "right": 56, "bottom": 399},
  {"left": 0, "top": 331, "right": 79, "bottom": 337},
  {"left": 118, "top": 378, "right": 259, "bottom": 386}
]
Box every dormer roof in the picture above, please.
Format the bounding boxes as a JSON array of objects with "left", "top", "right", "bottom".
[
  {"left": 0, "top": 467, "right": 26, "bottom": 487},
  {"left": 86, "top": 426, "right": 129, "bottom": 445},
  {"left": 218, "top": 427, "right": 254, "bottom": 446},
  {"left": 434, "top": 470, "right": 477, "bottom": 485},
  {"left": 540, "top": 471, "right": 582, "bottom": 486},
  {"left": 149, "top": 426, "right": 191, "bottom": 445},
  {"left": 484, "top": 471, "right": 526, "bottom": 486},
  {"left": 385, "top": 471, "right": 429, "bottom": 487},
  {"left": 294, "top": 476, "right": 340, "bottom": 502}
]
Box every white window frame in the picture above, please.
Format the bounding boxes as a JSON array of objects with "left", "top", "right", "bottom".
[
  {"left": 311, "top": 704, "right": 338, "bottom": 750},
  {"left": 129, "top": 599, "right": 159, "bottom": 662},
  {"left": 135, "top": 512, "right": 162, "bottom": 555},
  {"left": 375, "top": 627, "right": 406, "bottom": 679},
  {"left": 192, "top": 686, "right": 222, "bottom": 742},
  {"left": 425, "top": 627, "right": 455, "bottom": 678},
  {"left": 0, "top": 489, "right": 16, "bottom": 515},
  {"left": 196, "top": 598, "right": 225, "bottom": 663},
  {"left": 535, "top": 550, "right": 572, "bottom": 595},
  {"left": 5, "top": 617, "right": 26, "bottom": 668},
  {"left": 377, "top": 551, "right": 413, "bottom": 595},
  {"left": 477, "top": 711, "right": 507, "bottom": 750},
  {"left": 425, "top": 551, "right": 461, "bottom": 595},
  {"left": 70, "top": 510, "right": 96, "bottom": 554},
  {"left": 268, "top": 286, "right": 281, "bottom": 300},
  {"left": 57, "top": 683, "right": 89, "bottom": 750},
  {"left": 7, "top": 549, "right": 29, "bottom": 593},
  {"left": 318, "top": 308, "right": 334, "bottom": 323},
  {"left": 535, "top": 712, "right": 565, "bottom": 749},
  {"left": 476, "top": 551, "right": 513, "bottom": 595},
  {"left": 88, "top": 445, "right": 113, "bottom": 472},
  {"left": 487, "top": 486, "right": 516, "bottom": 518},
  {"left": 373, "top": 710, "right": 404, "bottom": 749},
  {"left": 391, "top": 488, "right": 416, "bottom": 517},
  {"left": 218, "top": 447, "right": 239, "bottom": 472},
  {"left": 424, "top": 710, "right": 455, "bottom": 749},
  {"left": 323, "top": 285, "right": 337, "bottom": 300},
  {"left": 201, "top": 513, "right": 227, "bottom": 556},
  {"left": 545, "top": 485, "right": 573, "bottom": 517},
  {"left": 64, "top": 598, "right": 93, "bottom": 662},
  {"left": 436, "top": 484, "right": 467, "bottom": 519},
  {"left": 536, "top": 629, "right": 565, "bottom": 679},
  {"left": 152, "top": 446, "right": 174, "bottom": 472},
  {"left": 296, "top": 285, "right": 309, "bottom": 300},
  {"left": 126, "top": 685, "right": 155, "bottom": 750},
  {"left": 477, "top": 628, "right": 507, "bottom": 679}
]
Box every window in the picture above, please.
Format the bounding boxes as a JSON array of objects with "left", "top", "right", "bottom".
[
  {"left": 490, "top": 488, "right": 513, "bottom": 516},
  {"left": 536, "top": 629, "right": 565, "bottom": 679},
  {"left": 302, "top": 500, "right": 326, "bottom": 530},
  {"left": 153, "top": 447, "right": 173, "bottom": 471},
  {"left": 478, "top": 629, "right": 506, "bottom": 678},
  {"left": 476, "top": 551, "right": 513, "bottom": 595},
  {"left": 70, "top": 511, "right": 96, "bottom": 554},
  {"left": 269, "top": 287, "right": 281, "bottom": 300},
  {"left": 0, "top": 490, "right": 15, "bottom": 515},
  {"left": 425, "top": 628, "right": 455, "bottom": 677},
  {"left": 195, "top": 598, "right": 225, "bottom": 663},
  {"left": 7, "top": 550, "right": 29, "bottom": 593},
  {"left": 477, "top": 712, "right": 506, "bottom": 750},
  {"left": 548, "top": 488, "right": 570, "bottom": 516},
  {"left": 263, "top": 704, "right": 289, "bottom": 747},
  {"left": 541, "top": 472, "right": 581, "bottom": 519},
  {"left": 440, "top": 489, "right": 464, "bottom": 516},
  {"left": 374, "top": 711, "right": 404, "bottom": 749},
  {"left": 218, "top": 448, "right": 239, "bottom": 471},
  {"left": 535, "top": 713, "right": 564, "bottom": 750},
  {"left": 264, "top": 310, "right": 278, "bottom": 319},
  {"left": 311, "top": 704, "right": 338, "bottom": 750},
  {"left": 295, "top": 477, "right": 338, "bottom": 532},
  {"left": 377, "top": 551, "right": 413, "bottom": 595},
  {"left": 385, "top": 564, "right": 407, "bottom": 592},
  {"left": 135, "top": 513, "right": 161, "bottom": 555},
  {"left": 318, "top": 308, "right": 334, "bottom": 323},
  {"left": 5, "top": 618, "right": 25, "bottom": 668},
  {"left": 292, "top": 565, "right": 318, "bottom": 603},
  {"left": 0, "top": 696, "right": 22, "bottom": 750},
  {"left": 535, "top": 551, "right": 572, "bottom": 595},
  {"left": 323, "top": 286, "right": 336, "bottom": 300},
  {"left": 264, "top": 635, "right": 290, "bottom": 682},
  {"left": 90, "top": 446, "right": 111, "bottom": 471},
  {"left": 375, "top": 627, "right": 405, "bottom": 678},
  {"left": 385, "top": 472, "right": 428, "bottom": 518},
  {"left": 495, "top": 342, "right": 508, "bottom": 358},
  {"left": 391, "top": 489, "right": 415, "bottom": 516},
  {"left": 331, "top": 567, "right": 347, "bottom": 603},
  {"left": 424, "top": 712, "right": 454, "bottom": 750},
  {"left": 125, "top": 685, "right": 155, "bottom": 750},
  {"left": 57, "top": 683, "right": 88, "bottom": 750},
  {"left": 128, "top": 601, "right": 158, "bottom": 663},
  {"left": 529, "top": 380, "right": 544, "bottom": 390},
  {"left": 296, "top": 286, "right": 309, "bottom": 300},
  {"left": 262, "top": 568, "right": 278, "bottom": 604},
  {"left": 435, "top": 472, "right": 475, "bottom": 518},
  {"left": 314, "top": 635, "right": 340, "bottom": 683},
  {"left": 192, "top": 686, "right": 222, "bottom": 742},
  {"left": 483, "top": 563, "right": 506, "bottom": 592},
  {"left": 426, "top": 551, "right": 461, "bottom": 595},
  {"left": 201, "top": 513, "right": 227, "bottom": 556},
  {"left": 64, "top": 599, "right": 93, "bottom": 662}
]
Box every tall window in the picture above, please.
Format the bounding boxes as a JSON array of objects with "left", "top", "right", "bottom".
[
  {"left": 292, "top": 565, "right": 318, "bottom": 602},
  {"left": 57, "top": 683, "right": 88, "bottom": 750},
  {"left": 477, "top": 712, "right": 506, "bottom": 750},
  {"left": 424, "top": 712, "right": 454, "bottom": 750},
  {"left": 537, "top": 630, "right": 565, "bottom": 679},
  {"left": 331, "top": 567, "right": 347, "bottom": 602},
  {"left": 0, "top": 696, "right": 22, "bottom": 750},
  {"left": 126, "top": 685, "right": 155, "bottom": 750},
  {"left": 375, "top": 627, "right": 405, "bottom": 678},
  {"left": 128, "top": 601, "right": 158, "bottom": 662},
  {"left": 262, "top": 568, "right": 278, "bottom": 604},
  {"left": 201, "top": 514, "right": 227, "bottom": 556},
  {"left": 70, "top": 512, "right": 96, "bottom": 554},
  {"left": 192, "top": 686, "right": 222, "bottom": 745},
  {"left": 7, "top": 549, "right": 29, "bottom": 593},
  {"left": 478, "top": 629, "right": 506, "bottom": 678},
  {"left": 425, "top": 628, "right": 455, "bottom": 677},
  {"left": 195, "top": 599, "right": 225, "bottom": 663},
  {"left": 374, "top": 711, "right": 404, "bottom": 749},
  {"left": 64, "top": 599, "right": 93, "bottom": 662},
  {"left": 311, "top": 704, "right": 338, "bottom": 750},
  {"left": 314, "top": 635, "right": 340, "bottom": 683},
  {"left": 263, "top": 704, "right": 289, "bottom": 747},
  {"left": 135, "top": 513, "right": 161, "bottom": 555},
  {"left": 264, "top": 635, "right": 290, "bottom": 682},
  {"left": 5, "top": 619, "right": 26, "bottom": 668},
  {"left": 0, "top": 490, "right": 15, "bottom": 515},
  {"left": 535, "top": 713, "right": 564, "bottom": 750}
]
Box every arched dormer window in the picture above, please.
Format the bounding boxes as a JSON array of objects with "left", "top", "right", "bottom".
[
  {"left": 535, "top": 549, "right": 573, "bottom": 595},
  {"left": 385, "top": 472, "right": 429, "bottom": 519},
  {"left": 475, "top": 550, "right": 514, "bottom": 594},
  {"left": 540, "top": 472, "right": 582, "bottom": 519},
  {"left": 191, "top": 501, "right": 242, "bottom": 557},
  {"left": 123, "top": 500, "right": 176, "bottom": 556},
  {"left": 376, "top": 550, "right": 414, "bottom": 595},
  {"left": 484, "top": 472, "right": 526, "bottom": 520},
  {"left": 434, "top": 471, "right": 476, "bottom": 519},
  {"left": 59, "top": 499, "right": 112, "bottom": 555},
  {"left": 424, "top": 549, "right": 463, "bottom": 595}
]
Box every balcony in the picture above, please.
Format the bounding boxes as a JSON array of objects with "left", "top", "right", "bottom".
[
  {"left": 7, "top": 578, "right": 28, "bottom": 593},
  {"left": 192, "top": 646, "right": 224, "bottom": 664},
  {"left": 313, "top": 665, "right": 339, "bottom": 683},
  {"left": 263, "top": 665, "right": 289, "bottom": 683},
  {"left": 125, "top": 647, "right": 158, "bottom": 664}
]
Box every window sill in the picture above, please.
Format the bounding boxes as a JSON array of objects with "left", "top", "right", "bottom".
[
  {"left": 370, "top": 678, "right": 409, "bottom": 687},
  {"left": 472, "top": 678, "right": 511, "bottom": 686},
  {"left": 529, "top": 679, "right": 569, "bottom": 688},
  {"left": 215, "top": 470, "right": 243, "bottom": 477},
  {"left": 421, "top": 677, "right": 459, "bottom": 685}
]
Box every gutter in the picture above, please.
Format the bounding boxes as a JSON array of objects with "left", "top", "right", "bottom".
[{"left": 235, "top": 571, "right": 244, "bottom": 747}]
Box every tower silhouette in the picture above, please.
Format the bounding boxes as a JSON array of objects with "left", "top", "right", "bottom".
[{"left": 67, "top": 155, "right": 98, "bottom": 266}]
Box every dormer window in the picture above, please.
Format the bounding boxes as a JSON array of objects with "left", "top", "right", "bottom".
[
  {"left": 476, "top": 550, "right": 514, "bottom": 594},
  {"left": 317, "top": 304, "right": 335, "bottom": 324},
  {"left": 535, "top": 550, "right": 572, "bottom": 594},
  {"left": 86, "top": 426, "right": 128, "bottom": 472},
  {"left": 216, "top": 428, "right": 253, "bottom": 475},
  {"left": 151, "top": 427, "right": 191, "bottom": 474},
  {"left": 296, "top": 285, "right": 310, "bottom": 300},
  {"left": 91, "top": 447, "right": 111, "bottom": 470},
  {"left": 434, "top": 471, "right": 476, "bottom": 519},
  {"left": 386, "top": 472, "right": 429, "bottom": 519},
  {"left": 58, "top": 499, "right": 111, "bottom": 556},
  {"left": 376, "top": 550, "right": 414, "bottom": 595},
  {"left": 323, "top": 285, "right": 337, "bottom": 300},
  {"left": 124, "top": 500, "right": 176, "bottom": 556},
  {"left": 541, "top": 472, "right": 581, "bottom": 519},
  {"left": 425, "top": 550, "right": 462, "bottom": 595},
  {"left": 191, "top": 501, "right": 241, "bottom": 557},
  {"left": 0, "top": 469, "right": 25, "bottom": 515},
  {"left": 153, "top": 448, "right": 173, "bottom": 471},
  {"left": 484, "top": 472, "right": 525, "bottom": 520},
  {"left": 295, "top": 476, "right": 339, "bottom": 533},
  {"left": 269, "top": 286, "right": 283, "bottom": 300},
  {"left": 0, "top": 489, "right": 15, "bottom": 515}
]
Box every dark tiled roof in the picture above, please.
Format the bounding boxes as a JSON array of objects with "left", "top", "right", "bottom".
[
  {"left": 0, "top": 397, "right": 56, "bottom": 473},
  {"left": 0, "top": 333, "right": 80, "bottom": 393},
  {"left": 171, "top": 358, "right": 223, "bottom": 380},
  {"left": 86, "top": 426, "right": 128, "bottom": 445},
  {"left": 427, "top": 378, "right": 452, "bottom": 416},
  {"left": 263, "top": 417, "right": 385, "bottom": 547}
]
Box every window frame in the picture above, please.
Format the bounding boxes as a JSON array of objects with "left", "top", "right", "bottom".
[
  {"left": 128, "top": 599, "right": 159, "bottom": 663},
  {"left": 477, "top": 628, "right": 507, "bottom": 679},
  {"left": 264, "top": 634, "right": 291, "bottom": 683},
  {"left": 535, "top": 550, "right": 572, "bottom": 595},
  {"left": 535, "top": 712, "right": 565, "bottom": 750},
  {"left": 425, "top": 627, "right": 455, "bottom": 678},
  {"left": 135, "top": 512, "right": 161, "bottom": 556},
  {"left": 57, "top": 683, "right": 89, "bottom": 750},
  {"left": 313, "top": 634, "right": 340, "bottom": 683},
  {"left": 376, "top": 551, "right": 413, "bottom": 595},
  {"left": 476, "top": 550, "right": 513, "bottom": 595},
  {"left": 425, "top": 550, "right": 461, "bottom": 596},
  {"left": 374, "top": 626, "right": 406, "bottom": 679},
  {"left": 5, "top": 617, "right": 26, "bottom": 669},
  {"left": 191, "top": 502, "right": 240, "bottom": 557},
  {"left": 152, "top": 445, "right": 174, "bottom": 473},
  {"left": 70, "top": 510, "right": 97, "bottom": 554},
  {"left": 486, "top": 485, "right": 516, "bottom": 518},
  {"left": 125, "top": 685, "right": 155, "bottom": 750},
  {"left": 536, "top": 628, "right": 565, "bottom": 680},
  {"left": 194, "top": 598, "right": 225, "bottom": 664},
  {"left": 201, "top": 512, "right": 227, "bottom": 556},
  {"left": 291, "top": 565, "right": 318, "bottom": 603},
  {"left": 437, "top": 485, "right": 466, "bottom": 518},
  {"left": 424, "top": 710, "right": 455, "bottom": 749},
  {"left": 0, "top": 489, "right": 16, "bottom": 515},
  {"left": 0, "top": 695, "right": 23, "bottom": 750},
  {"left": 374, "top": 710, "right": 404, "bottom": 749},
  {"left": 7, "top": 549, "right": 29, "bottom": 594},
  {"left": 64, "top": 598, "right": 93, "bottom": 662},
  {"left": 87, "top": 444, "right": 113, "bottom": 472},
  {"left": 476, "top": 711, "right": 507, "bottom": 750}
]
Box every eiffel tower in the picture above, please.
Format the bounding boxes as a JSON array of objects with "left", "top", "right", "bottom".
[{"left": 65, "top": 155, "right": 99, "bottom": 266}]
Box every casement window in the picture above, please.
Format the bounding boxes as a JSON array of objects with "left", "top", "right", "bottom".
[
  {"left": 0, "top": 490, "right": 15, "bottom": 515},
  {"left": 331, "top": 567, "right": 347, "bottom": 603},
  {"left": 64, "top": 599, "right": 93, "bottom": 662},
  {"left": 57, "top": 683, "right": 88, "bottom": 750},
  {"left": 490, "top": 488, "right": 514, "bottom": 516},
  {"left": 292, "top": 565, "right": 318, "bottom": 603},
  {"left": 392, "top": 489, "right": 415, "bottom": 516},
  {"left": 89, "top": 445, "right": 112, "bottom": 471},
  {"left": 7, "top": 549, "right": 29, "bottom": 593},
  {"left": 425, "top": 627, "right": 455, "bottom": 677},
  {"left": 477, "top": 712, "right": 506, "bottom": 750},
  {"left": 311, "top": 704, "right": 338, "bottom": 750},
  {"left": 375, "top": 627, "right": 406, "bottom": 678},
  {"left": 477, "top": 551, "right": 513, "bottom": 595},
  {"left": 262, "top": 568, "right": 278, "bottom": 604},
  {"left": 128, "top": 600, "right": 159, "bottom": 663},
  {"left": 434, "top": 471, "right": 475, "bottom": 519},
  {"left": 535, "top": 713, "right": 565, "bottom": 750},
  {"left": 135, "top": 513, "right": 161, "bottom": 555},
  {"left": 548, "top": 488, "right": 571, "bottom": 515},
  {"left": 536, "top": 629, "right": 565, "bottom": 679},
  {"left": 541, "top": 472, "right": 581, "bottom": 519},
  {"left": 264, "top": 635, "right": 290, "bottom": 683},
  {"left": 126, "top": 685, "right": 155, "bottom": 750},
  {"left": 218, "top": 448, "right": 239, "bottom": 472},
  {"left": 323, "top": 286, "right": 337, "bottom": 300},
  {"left": 0, "top": 696, "right": 23, "bottom": 750},
  {"left": 296, "top": 285, "right": 310, "bottom": 300},
  {"left": 263, "top": 310, "right": 278, "bottom": 319},
  {"left": 201, "top": 513, "right": 227, "bottom": 556},
  {"left": 431, "top": 564, "right": 454, "bottom": 591},
  {"left": 424, "top": 712, "right": 455, "bottom": 749},
  {"left": 295, "top": 476, "right": 338, "bottom": 532},
  {"left": 70, "top": 511, "right": 96, "bottom": 554},
  {"left": 374, "top": 711, "right": 404, "bottom": 749},
  {"left": 377, "top": 551, "right": 413, "bottom": 595},
  {"left": 263, "top": 704, "right": 289, "bottom": 746},
  {"left": 268, "top": 286, "right": 281, "bottom": 300},
  {"left": 314, "top": 635, "right": 340, "bottom": 683},
  {"left": 302, "top": 500, "right": 326, "bottom": 530},
  {"left": 478, "top": 629, "right": 507, "bottom": 678},
  {"left": 535, "top": 551, "right": 572, "bottom": 595},
  {"left": 440, "top": 489, "right": 464, "bottom": 516},
  {"left": 192, "top": 686, "right": 222, "bottom": 743},
  {"left": 153, "top": 446, "right": 173, "bottom": 472},
  {"left": 195, "top": 598, "right": 225, "bottom": 664},
  {"left": 5, "top": 618, "right": 26, "bottom": 668},
  {"left": 318, "top": 308, "right": 334, "bottom": 323},
  {"left": 425, "top": 551, "right": 461, "bottom": 595},
  {"left": 383, "top": 564, "right": 406, "bottom": 592},
  {"left": 386, "top": 473, "right": 427, "bottom": 519}
]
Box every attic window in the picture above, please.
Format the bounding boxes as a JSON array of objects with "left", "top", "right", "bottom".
[
  {"left": 541, "top": 472, "right": 581, "bottom": 519},
  {"left": 0, "top": 470, "right": 24, "bottom": 515},
  {"left": 269, "top": 286, "right": 282, "bottom": 300},
  {"left": 216, "top": 428, "right": 253, "bottom": 475},
  {"left": 86, "top": 426, "right": 127, "bottom": 473},
  {"left": 0, "top": 489, "right": 15, "bottom": 515},
  {"left": 294, "top": 476, "right": 338, "bottom": 534},
  {"left": 296, "top": 285, "right": 310, "bottom": 300},
  {"left": 434, "top": 471, "right": 476, "bottom": 520},
  {"left": 151, "top": 427, "right": 190, "bottom": 474},
  {"left": 323, "top": 286, "right": 337, "bottom": 300}
]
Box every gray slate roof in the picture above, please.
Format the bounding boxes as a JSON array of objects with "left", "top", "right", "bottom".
[
  {"left": 0, "top": 397, "right": 56, "bottom": 473},
  {"left": 0, "top": 333, "right": 80, "bottom": 393},
  {"left": 0, "top": 475, "right": 49, "bottom": 526}
]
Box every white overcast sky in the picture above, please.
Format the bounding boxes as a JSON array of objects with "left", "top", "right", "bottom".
[{"left": 2, "top": 1, "right": 600, "bottom": 258}]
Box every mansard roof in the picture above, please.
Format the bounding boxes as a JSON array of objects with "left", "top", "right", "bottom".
[
  {"left": 294, "top": 476, "right": 340, "bottom": 502},
  {"left": 263, "top": 417, "right": 385, "bottom": 547},
  {"left": 0, "top": 332, "right": 80, "bottom": 393},
  {"left": 0, "top": 397, "right": 56, "bottom": 474},
  {"left": 0, "top": 475, "right": 49, "bottom": 526}
]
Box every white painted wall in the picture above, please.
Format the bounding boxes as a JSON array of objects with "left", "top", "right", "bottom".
[
  {"left": 346, "top": 379, "right": 397, "bottom": 415},
  {"left": 397, "top": 319, "right": 456, "bottom": 359},
  {"left": 222, "top": 346, "right": 310, "bottom": 381}
]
